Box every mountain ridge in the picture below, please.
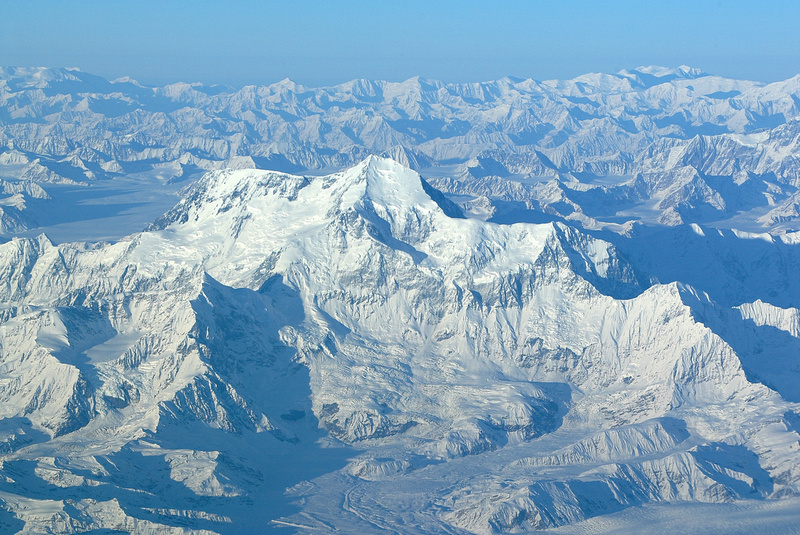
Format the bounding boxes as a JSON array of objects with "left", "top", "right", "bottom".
[
  {"left": 0, "top": 158, "right": 799, "bottom": 532},
  {"left": 4, "top": 65, "right": 800, "bottom": 244}
]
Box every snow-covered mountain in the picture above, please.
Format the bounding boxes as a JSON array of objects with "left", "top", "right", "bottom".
[
  {"left": 1, "top": 157, "right": 799, "bottom": 533},
  {"left": 3, "top": 66, "right": 800, "bottom": 237}
]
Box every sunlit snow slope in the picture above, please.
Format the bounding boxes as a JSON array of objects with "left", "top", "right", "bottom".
[
  {"left": 0, "top": 157, "right": 799, "bottom": 533},
  {"left": 5, "top": 66, "right": 800, "bottom": 241}
]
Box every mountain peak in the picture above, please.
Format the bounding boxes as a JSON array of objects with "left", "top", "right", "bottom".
[
  {"left": 269, "top": 77, "right": 303, "bottom": 92},
  {"left": 359, "top": 155, "right": 432, "bottom": 204},
  {"left": 617, "top": 65, "right": 709, "bottom": 87},
  {"left": 147, "top": 157, "right": 461, "bottom": 254}
]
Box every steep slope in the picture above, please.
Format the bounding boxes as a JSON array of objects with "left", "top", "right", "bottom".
[
  {"left": 4, "top": 66, "right": 800, "bottom": 242},
  {"left": 0, "top": 158, "right": 798, "bottom": 533}
]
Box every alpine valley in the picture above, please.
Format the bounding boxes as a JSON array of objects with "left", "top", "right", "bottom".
[{"left": 1, "top": 67, "right": 800, "bottom": 534}]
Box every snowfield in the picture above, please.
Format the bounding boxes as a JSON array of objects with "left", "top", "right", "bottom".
[
  {"left": 1, "top": 65, "right": 800, "bottom": 533},
  {"left": 0, "top": 156, "right": 798, "bottom": 533}
]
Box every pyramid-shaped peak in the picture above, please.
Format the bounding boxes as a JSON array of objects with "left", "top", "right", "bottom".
[
  {"left": 270, "top": 78, "right": 303, "bottom": 92},
  {"left": 351, "top": 155, "right": 465, "bottom": 220},
  {"left": 362, "top": 153, "right": 410, "bottom": 172},
  {"left": 150, "top": 156, "right": 461, "bottom": 235},
  {"left": 341, "top": 155, "right": 436, "bottom": 209}
]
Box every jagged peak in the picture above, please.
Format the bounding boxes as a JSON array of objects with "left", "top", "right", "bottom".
[
  {"left": 148, "top": 156, "right": 462, "bottom": 235},
  {"left": 357, "top": 155, "right": 434, "bottom": 205},
  {"left": 332, "top": 156, "right": 465, "bottom": 220},
  {"left": 0, "top": 232, "right": 54, "bottom": 254}
]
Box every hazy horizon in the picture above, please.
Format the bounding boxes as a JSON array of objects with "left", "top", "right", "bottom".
[{"left": 3, "top": 0, "right": 800, "bottom": 87}]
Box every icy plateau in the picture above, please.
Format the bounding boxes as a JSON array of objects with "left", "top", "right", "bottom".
[{"left": 0, "top": 67, "right": 800, "bottom": 534}]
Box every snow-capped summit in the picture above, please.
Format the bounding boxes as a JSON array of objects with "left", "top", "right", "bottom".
[
  {"left": 1, "top": 157, "right": 798, "bottom": 532},
  {"left": 3, "top": 62, "right": 800, "bottom": 531},
  {"left": 4, "top": 65, "right": 800, "bottom": 238}
]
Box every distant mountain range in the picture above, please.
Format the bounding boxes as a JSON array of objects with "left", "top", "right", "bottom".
[
  {"left": 2, "top": 65, "right": 800, "bottom": 236},
  {"left": 1, "top": 68, "right": 800, "bottom": 534}
]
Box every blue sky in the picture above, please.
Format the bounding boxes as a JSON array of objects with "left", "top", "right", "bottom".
[{"left": 2, "top": 0, "right": 799, "bottom": 86}]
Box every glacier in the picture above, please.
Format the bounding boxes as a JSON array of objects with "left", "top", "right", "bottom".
[
  {"left": 0, "top": 156, "right": 798, "bottom": 533},
  {"left": 1, "top": 65, "right": 800, "bottom": 533}
]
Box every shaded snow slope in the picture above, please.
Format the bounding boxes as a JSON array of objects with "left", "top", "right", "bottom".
[
  {"left": 0, "top": 158, "right": 799, "bottom": 533},
  {"left": 4, "top": 67, "right": 800, "bottom": 241}
]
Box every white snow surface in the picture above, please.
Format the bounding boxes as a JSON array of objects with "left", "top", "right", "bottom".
[
  {"left": 0, "top": 156, "right": 798, "bottom": 533},
  {"left": 5, "top": 66, "right": 800, "bottom": 240}
]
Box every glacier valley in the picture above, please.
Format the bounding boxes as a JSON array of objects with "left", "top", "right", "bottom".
[{"left": 1, "top": 67, "right": 800, "bottom": 533}]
